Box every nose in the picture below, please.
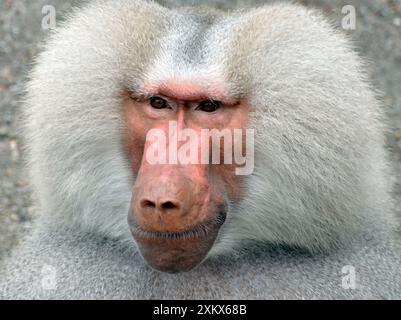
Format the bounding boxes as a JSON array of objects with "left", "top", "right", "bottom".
[
  {"left": 135, "top": 168, "right": 192, "bottom": 220},
  {"left": 131, "top": 163, "right": 211, "bottom": 233}
]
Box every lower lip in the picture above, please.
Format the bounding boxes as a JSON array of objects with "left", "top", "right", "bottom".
[
  {"left": 129, "top": 210, "right": 226, "bottom": 240},
  {"left": 129, "top": 212, "right": 226, "bottom": 273}
]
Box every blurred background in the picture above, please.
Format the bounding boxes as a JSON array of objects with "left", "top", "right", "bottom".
[{"left": 0, "top": 0, "right": 400, "bottom": 263}]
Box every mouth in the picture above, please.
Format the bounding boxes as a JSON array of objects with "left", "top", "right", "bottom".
[
  {"left": 129, "top": 211, "right": 226, "bottom": 273},
  {"left": 130, "top": 211, "right": 226, "bottom": 240}
]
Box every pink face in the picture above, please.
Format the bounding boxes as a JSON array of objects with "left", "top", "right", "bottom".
[{"left": 123, "top": 81, "right": 249, "bottom": 273}]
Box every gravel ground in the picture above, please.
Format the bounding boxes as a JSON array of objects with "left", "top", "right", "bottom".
[{"left": 0, "top": 0, "right": 400, "bottom": 264}]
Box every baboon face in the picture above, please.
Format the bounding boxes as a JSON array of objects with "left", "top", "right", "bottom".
[{"left": 123, "top": 86, "right": 250, "bottom": 273}]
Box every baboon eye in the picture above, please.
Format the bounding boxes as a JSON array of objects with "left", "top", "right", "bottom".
[
  {"left": 196, "top": 100, "right": 222, "bottom": 113},
  {"left": 150, "top": 96, "right": 168, "bottom": 109}
]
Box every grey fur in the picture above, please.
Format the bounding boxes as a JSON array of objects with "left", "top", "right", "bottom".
[{"left": 1, "top": 0, "right": 400, "bottom": 299}]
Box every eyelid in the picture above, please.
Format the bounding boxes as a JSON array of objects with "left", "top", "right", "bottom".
[
  {"left": 149, "top": 96, "right": 177, "bottom": 110},
  {"left": 193, "top": 100, "right": 223, "bottom": 111}
]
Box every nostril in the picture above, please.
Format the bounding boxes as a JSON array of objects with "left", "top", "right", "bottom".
[
  {"left": 161, "top": 201, "right": 178, "bottom": 210},
  {"left": 139, "top": 199, "right": 179, "bottom": 211},
  {"left": 140, "top": 199, "right": 156, "bottom": 209}
]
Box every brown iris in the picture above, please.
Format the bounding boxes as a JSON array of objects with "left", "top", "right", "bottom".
[
  {"left": 197, "top": 100, "right": 222, "bottom": 112},
  {"left": 150, "top": 96, "right": 168, "bottom": 109}
]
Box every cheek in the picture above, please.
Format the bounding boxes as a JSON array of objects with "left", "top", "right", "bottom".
[
  {"left": 122, "top": 99, "right": 149, "bottom": 173},
  {"left": 142, "top": 104, "right": 172, "bottom": 120},
  {"left": 194, "top": 112, "right": 228, "bottom": 129},
  {"left": 207, "top": 103, "right": 250, "bottom": 201},
  {"left": 123, "top": 132, "right": 144, "bottom": 174},
  {"left": 211, "top": 164, "right": 245, "bottom": 201}
]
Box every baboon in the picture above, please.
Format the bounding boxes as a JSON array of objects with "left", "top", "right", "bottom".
[{"left": 1, "top": 0, "right": 400, "bottom": 299}]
